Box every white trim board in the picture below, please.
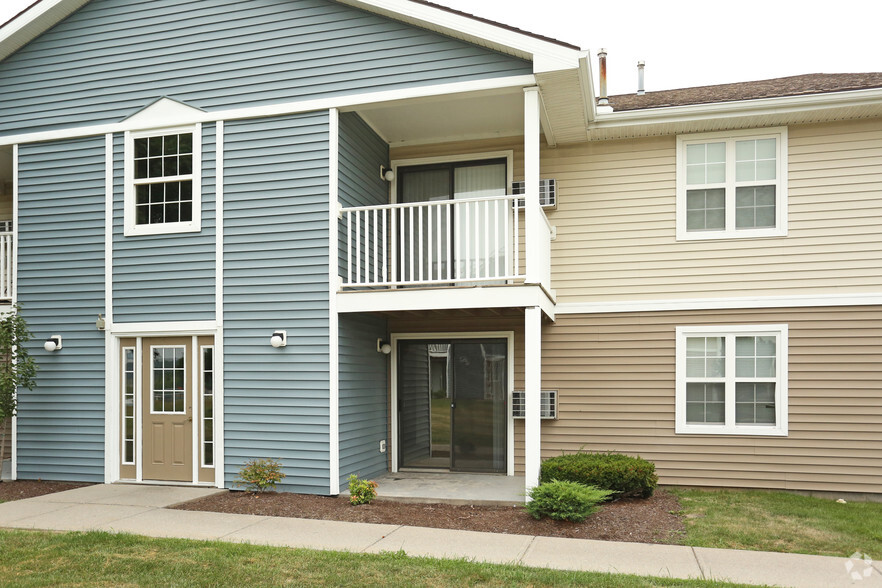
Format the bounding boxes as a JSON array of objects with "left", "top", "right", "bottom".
[
  {"left": 0, "top": 75, "right": 536, "bottom": 148},
  {"left": 555, "top": 293, "right": 882, "bottom": 315},
  {"left": 328, "top": 108, "right": 341, "bottom": 495},
  {"left": 110, "top": 321, "right": 219, "bottom": 336}
]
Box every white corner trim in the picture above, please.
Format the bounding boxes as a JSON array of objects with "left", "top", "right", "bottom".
[
  {"left": 555, "top": 292, "right": 882, "bottom": 315},
  {"left": 328, "top": 108, "right": 341, "bottom": 495},
  {"left": 0, "top": 75, "right": 536, "bottom": 148},
  {"left": 214, "top": 120, "right": 224, "bottom": 489},
  {"left": 10, "top": 143, "right": 17, "bottom": 480},
  {"left": 104, "top": 133, "right": 117, "bottom": 483}
]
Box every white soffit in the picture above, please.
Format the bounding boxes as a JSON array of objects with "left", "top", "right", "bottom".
[
  {"left": 336, "top": 0, "right": 583, "bottom": 74},
  {"left": 0, "top": 0, "right": 89, "bottom": 63}
]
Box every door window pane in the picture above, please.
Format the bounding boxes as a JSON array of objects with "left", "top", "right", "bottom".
[{"left": 152, "top": 346, "right": 186, "bottom": 413}]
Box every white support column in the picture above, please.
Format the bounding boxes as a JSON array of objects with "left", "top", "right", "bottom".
[
  {"left": 524, "top": 305, "right": 542, "bottom": 494},
  {"left": 523, "top": 87, "right": 541, "bottom": 285}
]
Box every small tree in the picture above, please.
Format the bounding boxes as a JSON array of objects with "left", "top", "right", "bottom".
[{"left": 0, "top": 305, "right": 38, "bottom": 479}]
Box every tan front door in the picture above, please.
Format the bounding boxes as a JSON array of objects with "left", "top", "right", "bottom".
[{"left": 141, "top": 337, "right": 192, "bottom": 482}]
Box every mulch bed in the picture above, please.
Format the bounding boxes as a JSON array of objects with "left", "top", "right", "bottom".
[
  {"left": 174, "top": 489, "right": 686, "bottom": 544},
  {"left": 0, "top": 480, "right": 92, "bottom": 502}
]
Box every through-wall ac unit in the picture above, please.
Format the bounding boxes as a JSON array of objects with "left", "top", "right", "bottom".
[
  {"left": 512, "top": 179, "right": 557, "bottom": 209},
  {"left": 512, "top": 390, "right": 558, "bottom": 419}
]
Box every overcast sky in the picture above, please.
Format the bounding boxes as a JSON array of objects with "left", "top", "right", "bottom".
[{"left": 1, "top": 0, "right": 879, "bottom": 96}]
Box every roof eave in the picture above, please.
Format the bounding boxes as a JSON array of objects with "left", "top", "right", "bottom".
[{"left": 0, "top": 0, "right": 89, "bottom": 62}]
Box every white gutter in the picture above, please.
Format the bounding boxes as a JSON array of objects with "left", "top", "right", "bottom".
[{"left": 590, "top": 86, "right": 882, "bottom": 129}]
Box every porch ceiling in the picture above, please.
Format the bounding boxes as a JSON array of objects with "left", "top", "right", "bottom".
[{"left": 351, "top": 68, "right": 589, "bottom": 147}]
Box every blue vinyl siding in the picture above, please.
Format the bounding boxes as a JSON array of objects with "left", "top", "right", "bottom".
[
  {"left": 223, "top": 112, "right": 331, "bottom": 493},
  {"left": 336, "top": 112, "right": 389, "bottom": 484},
  {"left": 0, "top": 0, "right": 532, "bottom": 136},
  {"left": 112, "top": 126, "right": 216, "bottom": 323},
  {"left": 338, "top": 313, "right": 388, "bottom": 485},
  {"left": 16, "top": 137, "right": 106, "bottom": 482}
]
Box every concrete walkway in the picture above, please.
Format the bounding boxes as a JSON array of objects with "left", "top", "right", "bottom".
[{"left": 1, "top": 484, "right": 880, "bottom": 588}]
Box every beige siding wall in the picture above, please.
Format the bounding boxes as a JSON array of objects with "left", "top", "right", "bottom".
[
  {"left": 518, "top": 306, "right": 882, "bottom": 494},
  {"left": 393, "top": 117, "right": 882, "bottom": 303}
]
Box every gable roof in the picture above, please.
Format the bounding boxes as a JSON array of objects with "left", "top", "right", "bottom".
[
  {"left": 608, "top": 73, "right": 882, "bottom": 112},
  {"left": 0, "top": 0, "right": 585, "bottom": 73}
]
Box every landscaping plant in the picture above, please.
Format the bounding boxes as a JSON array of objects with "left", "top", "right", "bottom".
[
  {"left": 347, "top": 474, "right": 378, "bottom": 505},
  {"left": 234, "top": 458, "right": 286, "bottom": 492},
  {"left": 0, "top": 305, "right": 38, "bottom": 476},
  {"left": 540, "top": 451, "right": 658, "bottom": 498},
  {"left": 525, "top": 480, "right": 614, "bottom": 522}
]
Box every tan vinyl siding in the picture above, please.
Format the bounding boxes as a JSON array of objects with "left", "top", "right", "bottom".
[
  {"left": 394, "top": 117, "right": 882, "bottom": 303},
  {"left": 520, "top": 306, "right": 882, "bottom": 494}
]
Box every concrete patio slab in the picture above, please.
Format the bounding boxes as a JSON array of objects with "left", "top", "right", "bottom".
[
  {"left": 0, "top": 499, "right": 71, "bottom": 525},
  {"left": 521, "top": 536, "right": 704, "bottom": 579},
  {"left": 366, "top": 525, "right": 533, "bottom": 564},
  {"left": 694, "top": 546, "right": 882, "bottom": 588},
  {"left": 99, "top": 508, "right": 268, "bottom": 541},
  {"left": 225, "top": 516, "right": 399, "bottom": 552},
  {"left": 371, "top": 472, "right": 525, "bottom": 505},
  {"left": 6, "top": 503, "right": 152, "bottom": 531},
  {"left": 22, "top": 483, "right": 225, "bottom": 508}
]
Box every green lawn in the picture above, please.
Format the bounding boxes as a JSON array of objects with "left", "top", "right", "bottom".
[
  {"left": 673, "top": 488, "right": 882, "bottom": 558},
  {"left": 0, "top": 529, "right": 759, "bottom": 588}
]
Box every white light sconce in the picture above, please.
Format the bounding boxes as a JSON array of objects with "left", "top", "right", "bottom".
[
  {"left": 270, "top": 330, "right": 287, "bottom": 348},
  {"left": 44, "top": 335, "right": 62, "bottom": 352},
  {"left": 376, "top": 338, "right": 392, "bottom": 355},
  {"left": 379, "top": 165, "right": 395, "bottom": 182}
]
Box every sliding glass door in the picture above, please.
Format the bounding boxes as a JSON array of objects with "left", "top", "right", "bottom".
[{"left": 398, "top": 339, "right": 507, "bottom": 473}]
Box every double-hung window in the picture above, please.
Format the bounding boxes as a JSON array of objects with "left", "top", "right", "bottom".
[
  {"left": 124, "top": 125, "right": 201, "bottom": 236},
  {"left": 676, "top": 324, "right": 788, "bottom": 435},
  {"left": 676, "top": 128, "right": 787, "bottom": 240}
]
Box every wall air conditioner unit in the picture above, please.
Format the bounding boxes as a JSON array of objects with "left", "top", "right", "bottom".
[
  {"left": 512, "top": 179, "right": 557, "bottom": 209},
  {"left": 512, "top": 390, "right": 558, "bottom": 419}
]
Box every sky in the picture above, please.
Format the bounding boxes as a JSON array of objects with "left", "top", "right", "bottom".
[{"left": 0, "top": 0, "right": 879, "bottom": 96}]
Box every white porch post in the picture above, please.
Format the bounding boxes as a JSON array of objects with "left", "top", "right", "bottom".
[
  {"left": 523, "top": 86, "right": 541, "bottom": 285},
  {"left": 524, "top": 305, "right": 542, "bottom": 493}
]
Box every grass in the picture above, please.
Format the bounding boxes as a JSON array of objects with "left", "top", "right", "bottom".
[
  {"left": 673, "top": 488, "right": 882, "bottom": 558},
  {"left": 0, "top": 529, "right": 761, "bottom": 588}
]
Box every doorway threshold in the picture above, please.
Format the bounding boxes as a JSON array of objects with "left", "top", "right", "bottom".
[{"left": 373, "top": 471, "right": 525, "bottom": 506}]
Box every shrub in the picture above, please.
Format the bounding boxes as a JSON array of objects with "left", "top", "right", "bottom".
[
  {"left": 525, "top": 480, "right": 614, "bottom": 522},
  {"left": 348, "top": 474, "right": 379, "bottom": 505},
  {"left": 539, "top": 452, "right": 658, "bottom": 498},
  {"left": 234, "top": 458, "right": 286, "bottom": 492}
]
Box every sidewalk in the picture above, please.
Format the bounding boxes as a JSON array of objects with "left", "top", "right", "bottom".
[{"left": 1, "top": 484, "right": 880, "bottom": 588}]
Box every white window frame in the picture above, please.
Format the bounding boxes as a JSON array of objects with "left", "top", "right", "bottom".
[
  {"left": 124, "top": 124, "right": 202, "bottom": 236},
  {"left": 675, "top": 324, "right": 788, "bottom": 436},
  {"left": 676, "top": 127, "right": 787, "bottom": 241},
  {"left": 148, "top": 344, "right": 188, "bottom": 415},
  {"left": 200, "top": 344, "right": 215, "bottom": 469}
]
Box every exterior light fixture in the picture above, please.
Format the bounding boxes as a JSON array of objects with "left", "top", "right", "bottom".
[
  {"left": 376, "top": 338, "right": 392, "bottom": 355},
  {"left": 379, "top": 165, "right": 395, "bottom": 182},
  {"left": 270, "top": 330, "right": 287, "bottom": 348},
  {"left": 44, "top": 335, "right": 62, "bottom": 352},
  {"left": 96, "top": 314, "right": 106, "bottom": 330}
]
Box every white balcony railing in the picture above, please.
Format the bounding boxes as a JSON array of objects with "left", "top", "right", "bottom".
[
  {"left": 0, "top": 231, "right": 11, "bottom": 300},
  {"left": 341, "top": 195, "right": 525, "bottom": 288}
]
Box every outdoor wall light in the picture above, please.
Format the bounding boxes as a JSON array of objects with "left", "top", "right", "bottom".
[
  {"left": 270, "top": 330, "right": 287, "bottom": 348},
  {"left": 376, "top": 338, "right": 392, "bottom": 355},
  {"left": 44, "top": 335, "right": 62, "bottom": 352},
  {"left": 379, "top": 165, "right": 395, "bottom": 182},
  {"left": 96, "top": 314, "right": 106, "bottom": 330}
]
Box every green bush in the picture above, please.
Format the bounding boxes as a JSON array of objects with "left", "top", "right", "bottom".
[
  {"left": 234, "top": 458, "right": 286, "bottom": 492},
  {"left": 539, "top": 452, "right": 658, "bottom": 498},
  {"left": 348, "top": 474, "right": 379, "bottom": 505},
  {"left": 525, "top": 480, "right": 614, "bottom": 522}
]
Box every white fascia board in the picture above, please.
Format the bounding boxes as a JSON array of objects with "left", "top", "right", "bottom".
[
  {"left": 0, "top": 0, "right": 89, "bottom": 62},
  {"left": 555, "top": 292, "right": 882, "bottom": 315},
  {"left": 336, "top": 0, "right": 581, "bottom": 73},
  {"left": 0, "top": 74, "right": 535, "bottom": 147},
  {"left": 578, "top": 53, "right": 597, "bottom": 123},
  {"left": 591, "top": 87, "right": 882, "bottom": 130},
  {"left": 337, "top": 285, "right": 555, "bottom": 319}
]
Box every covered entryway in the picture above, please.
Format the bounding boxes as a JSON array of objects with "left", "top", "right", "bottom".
[
  {"left": 118, "top": 335, "right": 215, "bottom": 484},
  {"left": 396, "top": 337, "right": 509, "bottom": 474}
]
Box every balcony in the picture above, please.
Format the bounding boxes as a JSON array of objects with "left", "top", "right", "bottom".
[{"left": 337, "top": 195, "right": 553, "bottom": 315}]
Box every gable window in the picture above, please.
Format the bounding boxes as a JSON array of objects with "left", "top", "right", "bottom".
[
  {"left": 676, "top": 128, "right": 787, "bottom": 240},
  {"left": 676, "top": 324, "right": 788, "bottom": 436},
  {"left": 124, "top": 125, "right": 201, "bottom": 236}
]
